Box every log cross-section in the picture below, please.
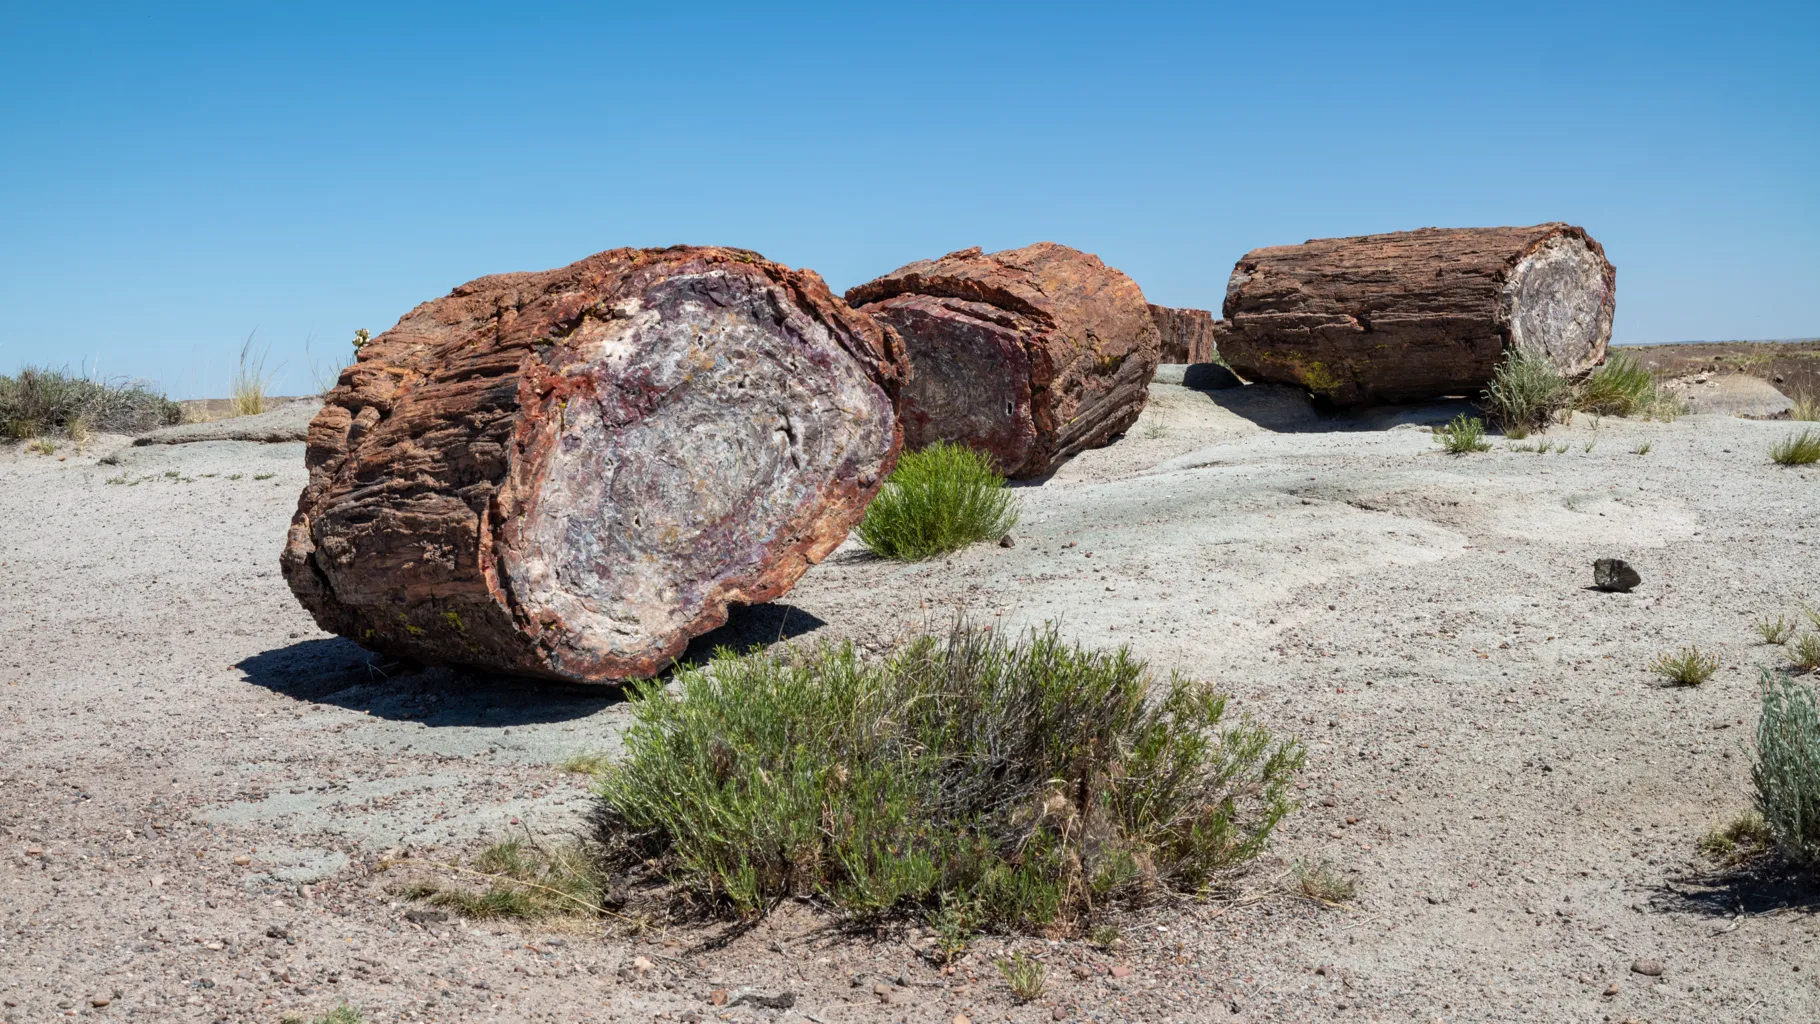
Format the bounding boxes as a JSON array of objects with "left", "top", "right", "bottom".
[
  {"left": 1217, "top": 224, "right": 1615, "bottom": 405},
  {"left": 281, "top": 246, "right": 905, "bottom": 683}
]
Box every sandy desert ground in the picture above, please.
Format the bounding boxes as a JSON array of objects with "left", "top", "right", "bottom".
[{"left": 4, "top": 373, "right": 1819, "bottom": 1024}]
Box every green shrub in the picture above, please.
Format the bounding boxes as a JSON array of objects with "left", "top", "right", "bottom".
[
  {"left": 1483, "top": 348, "right": 1569, "bottom": 435},
  {"left": 1758, "top": 615, "right": 1798, "bottom": 645},
  {"left": 1755, "top": 672, "right": 1820, "bottom": 864},
  {"left": 1697, "top": 810, "right": 1774, "bottom": 868},
  {"left": 997, "top": 953, "right": 1047, "bottom": 1002},
  {"left": 1770, "top": 429, "right": 1820, "bottom": 466},
  {"left": 1650, "top": 646, "right": 1719, "bottom": 686},
  {"left": 1434, "top": 414, "right": 1490, "bottom": 454},
  {"left": 1574, "top": 351, "right": 1657, "bottom": 416},
  {"left": 0, "top": 367, "right": 181, "bottom": 439},
  {"left": 1789, "top": 633, "right": 1820, "bottom": 673},
  {"left": 855, "top": 441, "right": 1019, "bottom": 560},
  {"left": 591, "top": 624, "right": 1304, "bottom": 933}
]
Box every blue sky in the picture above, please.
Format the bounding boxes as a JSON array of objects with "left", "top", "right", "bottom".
[{"left": 2, "top": 1, "right": 1815, "bottom": 398}]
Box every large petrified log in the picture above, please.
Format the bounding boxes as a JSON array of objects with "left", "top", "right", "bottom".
[
  {"left": 281, "top": 246, "right": 905, "bottom": 683},
  {"left": 1218, "top": 224, "right": 1615, "bottom": 405},
  {"left": 846, "top": 243, "right": 1159, "bottom": 478},
  {"left": 1148, "top": 304, "right": 1220, "bottom": 364}
]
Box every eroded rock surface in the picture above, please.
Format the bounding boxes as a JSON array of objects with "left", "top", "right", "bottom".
[
  {"left": 847, "top": 242, "right": 1159, "bottom": 478},
  {"left": 281, "top": 246, "right": 905, "bottom": 683}
]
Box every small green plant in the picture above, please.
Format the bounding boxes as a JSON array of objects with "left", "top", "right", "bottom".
[
  {"left": 253, "top": 472, "right": 275, "bottom": 481},
  {"left": 401, "top": 838, "right": 608, "bottom": 920},
  {"left": 996, "top": 953, "right": 1047, "bottom": 1003},
  {"left": 1582, "top": 440, "right": 1596, "bottom": 453},
  {"left": 1142, "top": 416, "right": 1168, "bottom": 439},
  {"left": 1698, "top": 810, "right": 1774, "bottom": 868},
  {"left": 1650, "top": 646, "right": 1720, "bottom": 686},
  {"left": 855, "top": 441, "right": 1019, "bottom": 560},
  {"left": 1759, "top": 615, "right": 1798, "bottom": 645},
  {"left": 1292, "top": 858, "right": 1357, "bottom": 904},
  {"left": 28, "top": 438, "right": 55, "bottom": 455},
  {"left": 1789, "top": 633, "right": 1820, "bottom": 673},
  {"left": 227, "top": 473, "right": 243, "bottom": 481},
  {"left": 105, "top": 474, "right": 128, "bottom": 485},
  {"left": 1088, "top": 923, "right": 1122, "bottom": 948},
  {"left": 282, "top": 1006, "right": 364, "bottom": 1024},
  {"left": 1508, "top": 439, "right": 1548, "bottom": 454},
  {"left": 1631, "top": 441, "right": 1653, "bottom": 456},
  {"left": 1435, "top": 414, "right": 1490, "bottom": 454},
  {"left": 1483, "top": 348, "right": 1569, "bottom": 434},
  {"left": 230, "top": 333, "right": 279, "bottom": 417},
  {"left": 590, "top": 624, "right": 1304, "bottom": 933},
  {"left": 927, "top": 901, "right": 979, "bottom": 963},
  {"left": 1755, "top": 672, "right": 1820, "bottom": 864},
  {"left": 1552, "top": 441, "right": 1570, "bottom": 454},
  {"left": 1575, "top": 351, "right": 1657, "bottom": 416},
  {"left": 1770, "top": 429, "right": 1820, "bottom": 466}
]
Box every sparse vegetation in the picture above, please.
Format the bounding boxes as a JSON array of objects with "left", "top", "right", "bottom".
[
  {"left": 1435, "top": 414, "right": 1490, "bottom": 454},
  {"left": 997, "top": 953, "right": 1047, "bottom": 1002},
  {"left": 1758, "top": 615, "right": 1798, "bottom": 645},
  {"left": 560, "top": 752, "right": 614, "bottom": 775},
  {"left": 1788, "top": 633, "right": 1820, "bottom": 674},
  {"left": 1574, "top": 350, "right": 1656, "bottom": 416},
  {"left": 1697, "top": 810, "right": 1774, "bottom": 868},
  {"left": 1631, "top": 441, "right": 1652, "bottom": 456},
  {"left": 590, "top": 624, "right": 1304, "bottom": 933},
  {"left": 253, "top": 472, "right": 275, "bottom": 481},
  {"left": 855, "top": 441, "right": 1019, "bottom": 560},
  {"left": 1650, "top": 646, "right": 1719, "bottom": 686},
  {"left": 1755, "top": 672, "right": 1820, "bottom": 864},
  {"left": 281, "top": 1006, "right": 364, "bottom": 1024},
  {"left": 1483, "top": 348, "right": 1569, "bottom": 435},
  {"left": 0, "top": 366, "right": 181, "bottom": 439},
  {"left": 1292, "top": 858, "right": 1357, "bottom": 904},
  {"left": 1770, "top": 429, "right": 1820, "bottom": 466},
  {"left": 230, "top": 333, "right": 279, "bottom": 417},
  {"left": 1791, "top": 390, "right": 1820, "bottom": 422},
  {"left": 400, "top": 838, "right": 607, "bottom": 920}
]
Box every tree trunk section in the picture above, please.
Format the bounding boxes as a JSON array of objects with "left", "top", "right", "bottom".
[
  {"left": 1148, "top": 304, "right": 1220, "bottom": 364},
  {"left": 1218, "top": 224, "right": 1614, "bottom": 406},
  {"left": 281, "top": 246, "right": 905, "bottom": 684},
  {"left": 846, "top": 243, "right": 1159, "bottom": 478}
]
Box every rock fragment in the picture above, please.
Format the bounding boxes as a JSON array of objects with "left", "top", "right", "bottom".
[{"left": 1594, "top": 558, "right": 1642, "bottom": 592}]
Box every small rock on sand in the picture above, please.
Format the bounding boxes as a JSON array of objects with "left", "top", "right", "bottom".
[
  {"left": 1631, "top": 958, "right": 1664, "bottom": 977},
  {"left": 1594, "top": 558, "right": 1641, "bottom": 592}
]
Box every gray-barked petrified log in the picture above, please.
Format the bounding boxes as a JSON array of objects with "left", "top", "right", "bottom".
[
  {"left": 281, "top": 246, "right": 906, "bottom": 683},
  {"left": 1218, "top": 224, "right": 1615, "bottom": 406},
  {"left": 846, "top": 243, "right": 1159, "bottom": 478}
]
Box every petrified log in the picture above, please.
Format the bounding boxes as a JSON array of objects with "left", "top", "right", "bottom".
[
  {"left": 281, "top": 246, "right": 905, "bottom": 683},
  {"left": 1218, "top": 224, "right": 1615, "bottom": 406},
  {"left": 846, "top": 243, "right": 1159, "bottom": 478},
  {"left": 1148, "top": 304, "right": 1220, "bottom": 364}
]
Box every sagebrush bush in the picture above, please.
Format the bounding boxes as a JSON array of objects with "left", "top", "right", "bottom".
[
  {"left": 1483, "top": 348, "right": 1570, "bottom": 435},
  {"left": 1434, "top": 413, "right": 1490, "bottom": 454},
  {"left": 1771, "top": 429, "right": 1820, "bottom": 467},
  {"left": 0, "top": 367, "right": 181, "bottom": 439},
  {"left": 856, "top": 441, "right": 1019, "bottom": 560},
  {"left": 1755, "top": 672, "right": 1820, "bottom": 864},
  {"left": 1574, "top": 351, "right": 1657, "bottom": 416},
  {"left": 591, "top": 624, "right": 1304, "bottom": 933}
]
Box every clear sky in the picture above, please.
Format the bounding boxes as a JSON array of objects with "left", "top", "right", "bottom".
[{"left": 2, "top": 1, "right": 1815, "bottom": 398}]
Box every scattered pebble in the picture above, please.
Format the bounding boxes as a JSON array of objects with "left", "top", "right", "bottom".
[{"left": 1631, "top": 958, "right": 1663, "bottom": 977}]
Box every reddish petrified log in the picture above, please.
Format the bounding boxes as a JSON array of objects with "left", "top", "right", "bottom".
[
  {"left": 1148, "top": 304, "right": 1220, "bottom": 364},
  {"left": 846, "top": 243, "right": 1159, "bottom": 478},
  {"left": 281, "top": 246, "right": 905, "bottom": 683},
  {"left": 1218, "top": 224, "right": 1615, "bottom": 405}
]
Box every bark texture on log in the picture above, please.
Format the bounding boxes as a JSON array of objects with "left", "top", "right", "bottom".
[
  {"left": 1219, "top": 224, "right": 1614, "bottom": 405},
  {"left": 1148, "top": 304, "right": 1220, "bottom": 364},
  {"left": 281, "top": 246, "right": 905, "bottom": 683},
  {"left": 846, "top": 243, "right": 1159, "bottom": 478}
]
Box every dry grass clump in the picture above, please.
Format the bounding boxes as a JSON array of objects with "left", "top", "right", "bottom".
[
  {"left": 1697, "top": 810, "right": 1775, "bottom": 868},
  {"left": 1758, "top": 615, "right": 1798, "bottom": 645},
  {"left": 0, "top": 367, "right": 181, "bottom": 439},
  {"left": 856, "top": 441, "right": 1019, "bottom": 560},
  {"left": 1650, "top": 646, "right": 1719, "bottom": 686},
  {"left": 230, "top": 334, "right": 279, "bottom": 417},
  {"left": 1574, "top": 351, "right": 1657, "bottom": 416},
  {"left": 400, "top": 838, "right": 608, "bottom": 920},
  {"left": 1789, "top": 390, "right": 1819, "bottom": 422},
  {"left": 1434, "top": 414, "right": 1490, "bottom": 454},
  {"left": 1770, "top": 429, "right": 1820, "bottom": 466},
  {"left": 1292, "top": 858, "right": 1357, "bottom": 905},
  {"left": 1483, "top": 349, "right": 1570, "bottom": 436},
  {"left": 1755, "top": 672, "right": 1820, "bottom": 864},
  {"left": 281, "top": 1007, "right": 364, "bottom": 1024},
  {"left": 1788, "top": 633, "right": 1820, "bottom": 674},
  {"left": 590, "top": 623, "right": 1303, "bottom": 935}
]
